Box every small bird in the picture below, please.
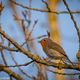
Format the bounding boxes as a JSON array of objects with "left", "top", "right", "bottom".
[{"left": 39, "top": 38, "right": 74, "bottom": 66}]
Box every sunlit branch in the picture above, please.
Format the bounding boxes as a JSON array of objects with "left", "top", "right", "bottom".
[
  {"left": 10, "top": 52, "right": 33, "bottom": 79},
  {"left": 0, "top": 64, "right": 23, "bottom": 80},
  {"left": 0, "top": 28, "right": 80, "bottom": 71},
  {"left": 0, "top": 44, "right": 18, "bottom": 52},
  {"left": 48, "top": 69, "right": 80, "bottom": 75}
]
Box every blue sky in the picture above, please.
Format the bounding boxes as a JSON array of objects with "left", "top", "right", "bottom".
[{"left": 0, "top": 0, "right": 80, "bottom": 79}]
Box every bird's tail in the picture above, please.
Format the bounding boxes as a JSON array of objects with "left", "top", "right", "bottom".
[{"left": 67, "top": 57, "right": 74, "bottom": 67}]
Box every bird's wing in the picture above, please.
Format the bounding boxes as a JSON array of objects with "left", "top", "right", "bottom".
[
  {"left": 48, "top": 39, "right": 67, "bottom": 57},
  {"left": 47, "top": 49, "right": 64, "bottom": 59}
]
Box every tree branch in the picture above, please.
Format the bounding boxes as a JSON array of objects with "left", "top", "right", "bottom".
[
  {"left": 0, "top": 44, "right": 18, "bottom": 52},
  {"left": 48, "top": 69, "right": 80, "bottom": 75},
  {"left": 0, "top": 64, "right": 23, "bottom": 80},
  {"left": 4, "top": 60, "right": 34, "bottom": 67},
  {"left": 10, "top": 0, "right": 80, "bottom": 14},
  {"left": 0, "top": 28, "right": 80, "bottom": 71},
  {"left": 62, "top": 0, "right": 80, "bottom": 50}
]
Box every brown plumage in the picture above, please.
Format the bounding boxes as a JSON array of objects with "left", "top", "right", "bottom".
[{"left": 39, "top": 38, "right": 74, "bottom": 66}]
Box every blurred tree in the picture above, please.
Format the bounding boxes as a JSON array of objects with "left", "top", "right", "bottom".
[
  {"left": 0, "top": 0, "right": 80, "bottom": 80},
  {"left": 48, "top": 0, "right": 65, "bottom": 80}
]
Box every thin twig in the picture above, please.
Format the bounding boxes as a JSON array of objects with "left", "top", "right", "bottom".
[
  {"left": 63, "top": 0, "right": 80, "bottom": 49},
  {"left": 48, "top": 69, "right": 80, "bottom": 75},
  {"left": 0, "top": 64, "right": 23, "bottom": 80},
  {"left": 42, "top": 0, "right": 51, "bottom": 11},
  {"left": 10, "top": 52, "right": 33, "bottom": 79},
  {"left": 0, "top": 44, "right": 18, "bottom": 52},
  {"left": 29, "top": 35, "right": 47, "bottom": 41},
  {"left": 10, "top": 0, "right": 80, "bottom": 14},
  {"left": 0, "top": 28, "right": 80, "bottom": 71},
  {"left": 1, "top": 50, "right": 8, "bottom": 66},
  {"left": 21, "top": 34, "right": 47, "bottom": 47},
  {"left": 27, "top": 20, "right": 38, "bottom": 40},
  {"left": 4, "top": 60, "right": 34, "bottom": 67},
  {"left": 0, "top": 35, "right": 47, "bottom": 52},
  {"left": 28, "top": 0, "right": 32, "bottom": 20},
  {"left": 21, "top": 20, "right": 30, "bottom": 52}
]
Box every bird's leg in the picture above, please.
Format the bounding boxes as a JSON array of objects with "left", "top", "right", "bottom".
[
  {"left": 43, "top": 57, "right": 52, "bottom": 62},
  {"left": 62, "top": 59, "right": 67, "bottom": 65},
  {"left": 61, "top": 59, "right": 74, "bottom": 68},
  {"left": 61, "top": 58, "right": 71, "bottom": 67}
]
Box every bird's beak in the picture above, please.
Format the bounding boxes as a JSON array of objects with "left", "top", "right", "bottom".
[{"left": 38, "top": 41, "right": 41, "bottom": 43}]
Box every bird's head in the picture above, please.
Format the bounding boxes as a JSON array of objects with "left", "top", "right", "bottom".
[{"left": 38, "top": 38, "right": 48, "bottom": 48}]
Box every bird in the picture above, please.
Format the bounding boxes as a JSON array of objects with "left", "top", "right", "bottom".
[{"left": 39, "top": 38, "right": 74, "bottom": 67}]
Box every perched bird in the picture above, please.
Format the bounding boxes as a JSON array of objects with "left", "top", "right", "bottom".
[{"left": 39, "top": 38, "right": 74, "bottom": 66}]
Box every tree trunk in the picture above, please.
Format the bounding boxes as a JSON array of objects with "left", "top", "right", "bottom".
[{"left": 48, "top": 0, "right": 65, "bottom": 80}]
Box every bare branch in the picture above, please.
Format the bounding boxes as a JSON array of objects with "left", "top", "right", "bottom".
[
  {"left": 0, "top": 28, "right": 80, "bottom": 71},
  {"left": 10, "top": 0, "right": 80, "bottom": 14},
  {"left": 1, "top": 0, "right": 80, "bottom": 79},
  {"left": 62, "top": 0, "right": 80, "bottom": 50},
  {"left": 28, "top": 0, "right": 32, "bottom": 20},
  {"left": 42, "top": 0, "right": 51, "bottom": 11},
  {"left": 27, "top": 20, "right": 38, "bottom": 40},
  {"left": 1, "top": 50, "right": 7, "bottom": 66},
  {"left": 21, "top": 34, "right": 47, "bottom": 47},
  {"left": 3, "top": 60, "right": 34, "bottom": 67},
  {"left": 10, "top": 52, "right": 33, "bottom": 79},
  {"left": 0, "top": 64, "right": 23, "bottom": 80},
  {"left": 48, "top": 69, "right": 80, "bottom": 75},
  {"left": 0, "top": 44, "right": 18, "bottom": 52}
]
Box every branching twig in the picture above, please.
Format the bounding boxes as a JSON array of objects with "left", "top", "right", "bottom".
[
  {"left": 0, "top": 44, "right": 18, "bottom": 52},
  {"left": 0, "top": 64, "right": 23, "bottom": 80},
  {"left": 62, "top": 0, "right": 80, "bottom": 50},
  {"left": 48, "top": 69, "right": 80, "bottom": 75},
  {"left": 27, "top": 20, "right": 38, "bottom": 40},
  {"left": 10, "top": 0, "right": 80, "bottom": 14},
  {"left": 0, "top": 26, "right": 80, "bottom": 71},
  {"left": 0, "top": 35, "right": 47, "bottom": 52},
  {"left": 42, "top": 0, "right": 51, "bottom": 11},
  {"left": 1, "top": 50, "right": 7, "bottom": 66},
  {"left": 1, "top": 0, "right": 80, "bottom": 79},
  {"left": 21, "top": 34, "right": 47, "bottom": 47},
  {"left": 10, "top": 52, "right": 33, "bottom": 79},
  {"left": 28, "top": 0, "right": 32, "bottom": 20},
  {"left": 4, "top": 60, "right": 34, "bottom": 67}
]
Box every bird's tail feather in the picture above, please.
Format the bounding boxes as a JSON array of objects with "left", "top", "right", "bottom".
[{"left": 67, "top": 57, "right": 74, "bottom": 67}]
